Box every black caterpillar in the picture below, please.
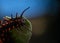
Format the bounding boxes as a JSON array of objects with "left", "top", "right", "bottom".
[{"left": 0, "top": 7, "right": 30, "bottom": 43}]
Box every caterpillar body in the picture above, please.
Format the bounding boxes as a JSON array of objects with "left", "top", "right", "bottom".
[{"left": 0, "top": 7, "right": 30, "bottom": 43}]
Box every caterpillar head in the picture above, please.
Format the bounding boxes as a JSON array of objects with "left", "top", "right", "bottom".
[
  {"left": 3, "top": 7, "right": 30, "bottom": 27},
  {"left": 5, "top": 7, "right": 30, "bottom": 24}
]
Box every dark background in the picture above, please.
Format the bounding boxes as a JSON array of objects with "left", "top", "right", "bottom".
[{"left": 29, "top": 0, "right": 59, "bottom": 43}]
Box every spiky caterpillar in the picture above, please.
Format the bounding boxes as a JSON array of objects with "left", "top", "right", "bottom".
[{"left": 0, "top": 7, "right": 32, "bottom": 43}]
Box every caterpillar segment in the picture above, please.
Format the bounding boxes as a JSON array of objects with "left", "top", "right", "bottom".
[{"left": 0, "top": 7, "right": 31, "bottom": 43}]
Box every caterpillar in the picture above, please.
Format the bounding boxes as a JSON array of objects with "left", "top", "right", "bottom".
[{"left": 0, "top": 7, "right": 30, "bottom": 43}]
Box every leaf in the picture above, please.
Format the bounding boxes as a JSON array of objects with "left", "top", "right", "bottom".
[{"left": 10, "top": 17, "right": 32, "bottom": 43}]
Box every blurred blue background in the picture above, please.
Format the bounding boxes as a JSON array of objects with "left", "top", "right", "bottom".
[{"left": 0, "top": 0, "right": 57, "bottom": 19}]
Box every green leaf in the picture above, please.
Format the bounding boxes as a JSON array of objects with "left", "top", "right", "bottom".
[{"left": 10, "top": 17, "right": 32, "bottom": 43}]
